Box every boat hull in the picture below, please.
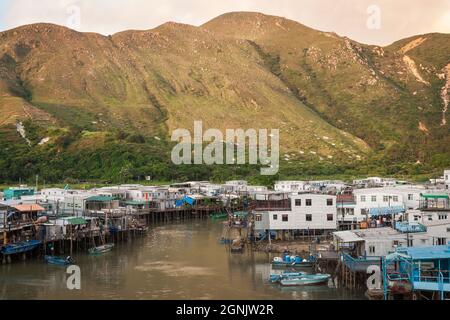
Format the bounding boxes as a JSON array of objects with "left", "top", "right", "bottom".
[
  {"left": 1, "top": 240, "right": 42, "bottom": 255},
  {"left": 271, "top": 261, "right": 314, "bottom": 268},
  {"left": 44, "top": 255, "right": 73, "bottom": 266},
  {"left": 269, "top": 272, "right": 305, "bottom": 283},
  {"left": 89, "top": 244, "right": 114, "bottom": 255},
  {"left": 280, "top": 274, "right": 331, "bottom": 286}
]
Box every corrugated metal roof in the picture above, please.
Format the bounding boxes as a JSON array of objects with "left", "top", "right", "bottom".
[
  {"left": 398, "top": 245, "right": 450, "bottom": 260},
  {"left": 65, "top": 217, "right": 88, "bottom": 225},
  {"left": 86, "top": 196, "right": 117, "bottom": 202},
  {"left": 333, "top": 231, "right": 364, "bottom": 243},
  {"left": 12, "top": 204, "right": 45, "bottom": 212},
  {"left": 420, "top": 194, "right": 449, "bottom": 199}
]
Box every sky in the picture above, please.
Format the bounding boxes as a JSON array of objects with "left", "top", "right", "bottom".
[{"left": 0, "top": 0, "right": 449, "bottom": 46}]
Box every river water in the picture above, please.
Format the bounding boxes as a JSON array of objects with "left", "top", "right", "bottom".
[{"left": 0, "top": 220, "right": 365, "bottom": 300}]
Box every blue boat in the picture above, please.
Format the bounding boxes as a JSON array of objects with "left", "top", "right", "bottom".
[
  {"left": 271, "top": 254, "right": 316, "bottom": 268},
  {"left": 44, "top": 255, "right": 74, "bottom": 266},
  {"left": 269, "top": 272, "right": 305, "bottom": 283},
  {"left": 280, "top": 274, "right": 331, "bottom": 286},
  {"left": 1, "top": 240, "right": 42, "bottom": 255}
]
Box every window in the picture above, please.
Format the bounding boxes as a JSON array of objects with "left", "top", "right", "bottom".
[
  {"left": 383, "top": 196, "right": 389, "bottom": 202},
  {"left": 369, "top": 246, "right": 376, "bottom": 254},
  {"left": 428, "top": 216, "right": 433, "bottom": 221},
  {"left": 408, "top": 194, "right": 413, "bottom": 201},
  {"left": 439, "top": 214, "right": 448, "bottom": 220},
  {"left": 306, "top": 214, "right": 312, "bottom": 221},
  {"left": 371, "top": 196, "right": 377, "bottom": 202},
  {"left": 437, "top": 238, "right": 447, "bottom": 245},
  {"left": 295, "top": 199, "right": 302, "bottom": 206},
  {"left": 327, "top": 214, "right": 334, "bottom": 221},
  {"left": 255, "top": 214, "right": 262, "bottom": 222},
  {"left": 273, "top": 214, "right": 278, "bottom": 220},
  {"left": 282, "top": 215, "right": 289, "bottom": 222},
  {"left": 327, "top": 199, "right": 333, "bottom": 206},
  {"left": 414, "top": 216, "right": 419, "bottom": 221},
  {"left": 306, "top": 199, "right": 312, "bottom": 206},
  {"left": 361, "top": 196, "right": 366, "bottom": 202},
  {"left": 393, "top": 196, "right": 399, "bottom": 202}
]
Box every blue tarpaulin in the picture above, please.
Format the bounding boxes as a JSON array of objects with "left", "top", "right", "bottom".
[
  {"left": 175, "top": 200, "right": 184, "bottom": 207},
  {"left": 175, "top": 196, "right": 196, "bottom": 207},
  {"left": 369, "top": 206, "right": 405, "bottom": 216}
]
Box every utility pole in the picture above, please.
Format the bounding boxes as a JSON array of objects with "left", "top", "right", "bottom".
[{"left": 35, "top": 174, "right": 39, "bottom": 192}]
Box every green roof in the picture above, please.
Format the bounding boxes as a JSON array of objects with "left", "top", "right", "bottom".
[
  {"left": 66, "top": 217, "right": 88, "bottom": 225},
  {"left": 86, "top": 196, "right": 117, "bottom": 202},
  {"left": 420, "top": 194, "right": 449, "bottom": 199}
]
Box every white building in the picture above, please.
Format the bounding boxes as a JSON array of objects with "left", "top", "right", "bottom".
[
  {"left": 445, "top": 170, "right": 450, "bottom": 190},
  {"left": 223, "top": 180, "right": 248, "bottom": 193},
  {"left": 352, "top": 186, "right": 426, "bottom": 220},
  {"left": 63, "top": 192, "right": 94, "bottom": 216},
  {"left": 274, "top": 181, "right": 306, "bottom": 193},
  {"left": 334, "top": 219, "right": 450, "bottom": 257},
  {"left": 254, "top": 193, "right": 337, "bottom": 236},
  {"left": 353, "top": 177, "right": 398, "bottom": 188}
]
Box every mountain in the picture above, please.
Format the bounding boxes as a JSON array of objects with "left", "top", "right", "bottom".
[{"left": 0, "top": 12, "right": 449, "bottom": 182}]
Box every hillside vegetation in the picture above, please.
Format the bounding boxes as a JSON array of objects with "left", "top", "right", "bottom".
[{"left": 0, "top": 12, "right": 449, "bottom": 183}]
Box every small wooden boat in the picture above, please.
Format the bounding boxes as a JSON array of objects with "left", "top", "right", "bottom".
[
  {"left": 230, "top": 238, "right": 244, "bottom": 253},
  {"left": 269, "top": 272, "right": 305, "bottom": 283},
  {"left": 1, "top": 240, "right": 42, "bottom": 255},
  {"left": 44, "top": 255, "right": 74, "bottom": 266},
  {"left": 209, "top": 213, "right": 228, "bottom": 220},
  {"left": 280, "top": 274, "right": 331, "bottom": 286},
  {"left": 88, "top": 244, "right": 114, "bottom": 255}
]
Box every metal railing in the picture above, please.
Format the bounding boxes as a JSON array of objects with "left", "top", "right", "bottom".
[{"left": 342, "top": 253, "right": 382, "bottom": 271}]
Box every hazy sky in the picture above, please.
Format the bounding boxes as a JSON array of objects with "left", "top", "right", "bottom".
[{"left": 0, "top": 0, "right": 449, "bottom": 45}]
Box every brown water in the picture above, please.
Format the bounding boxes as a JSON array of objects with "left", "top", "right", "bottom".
[{"left": 0, "top": 220, "right": 365, "bottom": 300}]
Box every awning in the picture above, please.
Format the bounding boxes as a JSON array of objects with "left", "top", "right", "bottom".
[
  {"left": 65, "top": 217, "right": 88, "bottom": 225},
  {"left": 369, "top": 206, "right": 405, "bottom": 216},
  {"left": 420, "top": 193, "right": 449, "bottom": 199}
]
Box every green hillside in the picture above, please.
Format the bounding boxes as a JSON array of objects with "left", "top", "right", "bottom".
[{"left": 0, "top": 12, "right": 449, "bottom": 183}]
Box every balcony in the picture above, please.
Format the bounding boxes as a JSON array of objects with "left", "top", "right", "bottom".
[
  {"left": 419, "top": 194, "right": 450, "bottom": 211},
  {"left": 411, "top": 270, "right": 450, "bottom": 292}
]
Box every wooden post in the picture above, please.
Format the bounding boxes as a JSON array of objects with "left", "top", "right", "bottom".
[
  {"left": 3, "top": 210, "right": 7, "bottom": 245},
  {"left": 70, "top": 226, "right": 73, "bottom": 256}
]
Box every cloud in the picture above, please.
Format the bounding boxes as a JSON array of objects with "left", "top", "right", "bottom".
[{"left": 1, "top": 0, "right": 449, "bottom": 45}]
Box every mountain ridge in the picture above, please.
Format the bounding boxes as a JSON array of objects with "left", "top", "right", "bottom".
[{"left": 0, "top": 11, "right": 449, "bottom": 182}]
